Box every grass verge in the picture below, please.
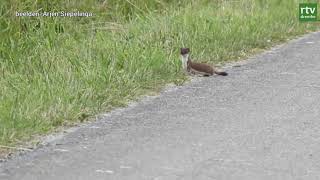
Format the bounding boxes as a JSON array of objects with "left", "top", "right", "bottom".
[{"left": 0, "top": 0, "right": 319, "bottom": 149}]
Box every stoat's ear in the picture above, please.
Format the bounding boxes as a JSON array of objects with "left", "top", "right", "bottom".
[{"left": 180, "top": 48, "right": 185, "bottom": 54}]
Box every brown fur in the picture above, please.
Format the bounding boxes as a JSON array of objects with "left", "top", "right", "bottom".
[{"left": 187, "top": 61, "right": 214, "bottom": 75}]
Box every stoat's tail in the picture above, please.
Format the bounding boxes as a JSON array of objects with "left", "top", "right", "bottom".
[{"left": 214, "top": 70, "right": 228, "bottom": 76}]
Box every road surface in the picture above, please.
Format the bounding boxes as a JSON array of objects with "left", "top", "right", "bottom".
[{"left": 1, "top": 32, "right": 320, "bottom": 180}]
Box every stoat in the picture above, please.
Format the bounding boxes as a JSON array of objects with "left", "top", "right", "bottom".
[{"left": 180, "top": 48, "right": 228, "bottom": 76}]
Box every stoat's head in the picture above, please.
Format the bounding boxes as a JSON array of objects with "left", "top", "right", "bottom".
[
  {"left": 180, "top": 48, "right": 190, "bottom": 70},
  {"left": 180, "top": 48, "right": 190, "bottom": 57}
]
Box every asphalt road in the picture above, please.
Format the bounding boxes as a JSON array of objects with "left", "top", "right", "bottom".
[{"left": 1, "top": 32, "right": 320, "bottom": 180}]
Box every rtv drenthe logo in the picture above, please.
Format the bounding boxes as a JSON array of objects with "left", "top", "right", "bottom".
[{"left": 299, "top": 3, "right": 317, "bottom": 22}]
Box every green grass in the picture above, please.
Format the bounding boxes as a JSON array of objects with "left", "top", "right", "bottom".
[{"left": 0, "top": 0, "right": 319, "bottom": 147}]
